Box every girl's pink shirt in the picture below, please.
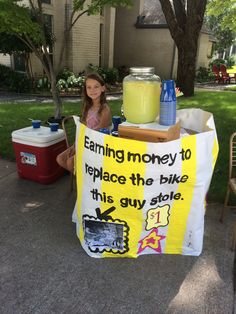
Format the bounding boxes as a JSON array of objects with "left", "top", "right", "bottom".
[{"left": 86, "top": 108, "right": 100, "bottom": 129}]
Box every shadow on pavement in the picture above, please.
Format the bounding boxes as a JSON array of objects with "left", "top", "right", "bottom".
[{"left": 0, "top": 159, "right": 235, "bottom": 314}]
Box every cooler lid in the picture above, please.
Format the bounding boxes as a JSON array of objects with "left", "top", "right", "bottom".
[{"left": 12, "top": 126, "right": 65, "bottom": 144}]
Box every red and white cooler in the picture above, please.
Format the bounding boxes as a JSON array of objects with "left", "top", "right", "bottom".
[{"left": 12, "top": 126, "right": 67, "bottom": 184}]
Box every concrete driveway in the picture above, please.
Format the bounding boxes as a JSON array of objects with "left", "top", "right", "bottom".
[{"left": 0, "top": 158, "right": 235, "bottom": 314}]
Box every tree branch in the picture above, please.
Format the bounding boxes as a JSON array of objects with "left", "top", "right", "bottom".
[
  {"left": 20, "top": 33, "right": 51, "bottom": 79},
  {"left": 70, "top": 0, "right": 105, "bottom": 29},
  {"left": 173, "top": 0, "right": 186, "bottom": 30},
  {"left": 70, "top": 9, "right": 89, "bottom": 30},
  {"left": 28, "top": 0, "right": 37, "bottom": 14},
  {"left": 15, "top": 34, "right": 34, "bottom": 52},
  {"left": 186, "top": 0, "right": 207, "bottom": 37},
  {"left": 159, "top": 0, "right": 184, "bottom": 42}
]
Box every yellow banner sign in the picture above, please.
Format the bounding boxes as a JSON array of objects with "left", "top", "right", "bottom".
[{"left": 74, "top": 109, "right": 218, "bottom": 258}]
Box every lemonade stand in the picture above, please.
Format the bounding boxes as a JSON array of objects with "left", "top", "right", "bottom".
[{"left": 73, "top": 68, "right": 219, "bottom": 258}]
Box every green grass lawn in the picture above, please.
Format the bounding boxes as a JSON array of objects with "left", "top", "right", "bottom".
[
  {"left": 0, "top": 89, "right": 235, "bottom": 204},
  {"left": 226, "top": 65, "right": 236, "bottom": 90},
  {"left": 227, "top": 65, "right": 236, "bottom": 74},
  {"left": 177, "top": 90, "right": 236, "bottom": 204},
  {"left": 226, "top": 86, "right": 236, "bottom": 91},
  {"left": 0, "top": 100, "right": 121, "bottom": 160}
]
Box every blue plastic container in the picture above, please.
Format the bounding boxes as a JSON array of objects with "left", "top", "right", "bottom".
[
  {"left": 50, "top": 123, "right": 59, "bottom": 132},
  {"left": 112, "top": 116, "right": 122, "bottom": 132},
  {"left": 99, "top": 128, "right": 110, "bottom": 135},
  {"left": 159, "top": 80, "right": 176, "bottom": 126},
  {"left": 32, "top": 120, "right": 41, "bottom": 129}
]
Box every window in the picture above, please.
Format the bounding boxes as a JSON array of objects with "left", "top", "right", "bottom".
[
  {"left": 43, "top": 14, "right": 54, "bottom": 69},
  {"left": 44, "top": 14, "right": 53, "bottom": 33},
  {"left": 13, "top": 54, "right": 26, "bottom": 72},
  {"left": 43, "top": 14, "right": 53, "bottom": 53}
]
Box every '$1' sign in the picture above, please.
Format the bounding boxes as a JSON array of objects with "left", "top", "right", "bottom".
[{"left": 146, "top": 205, "right": 170, "bottom": 230}]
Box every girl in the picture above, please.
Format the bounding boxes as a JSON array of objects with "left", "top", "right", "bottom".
[
  {"left": 81, "top": 73, "right": 112, "bottom": 130},
  {"left": 56, "top": 73, "right": 111, "bottom": 173}
]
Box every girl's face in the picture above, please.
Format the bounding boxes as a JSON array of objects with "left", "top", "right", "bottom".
[{"left": 86, "top": 78, "right": 105, "bottom": 102}]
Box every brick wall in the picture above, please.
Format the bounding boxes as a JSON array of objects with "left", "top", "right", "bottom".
[
  {"left": 1, "top": 0, "right": 114, "bottom": 77},
  {"left": 71, "top": 13, "right": 100, "bottom": 74}
]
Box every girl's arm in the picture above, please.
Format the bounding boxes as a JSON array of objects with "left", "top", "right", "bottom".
[{"left": 94, "top": 104, "right": 112, "bottom": 130}]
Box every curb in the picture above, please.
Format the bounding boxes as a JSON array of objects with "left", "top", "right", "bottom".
[{"left": 0, "top": 91, "right": 123, "bottom": 99}]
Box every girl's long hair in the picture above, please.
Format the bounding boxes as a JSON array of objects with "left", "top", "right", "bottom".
[{"left": 81, "top": 73, "right": 107, "bottom": 123}]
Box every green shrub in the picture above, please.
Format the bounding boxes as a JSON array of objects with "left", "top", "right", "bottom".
[
  {"left": 67, "top": 74, "right": 85, "bottom": 89},
  {"left": 0, "top": 64, "right": 12, "bottom": 87},
  {"left": 56, "top": 75, "right": 85, "bottom": 93},
  {"left": 8, "top": 72, "right": 32, "bottom": 92},
  {"left": 195, "top": 67, "right": 215, "bottom": 83},
  {"left": 56, "top": 78, "right": 68, "bottom": 91},
  {"left": 0, "top": 64, "right": 32, "bottom": 92},
  {"left": 226, "top": 55, "right": 235, "bottom": 68},
  {"left": 117, "top": 65, "right": 129, "bottom": 82},
  {"left": 209, "top": 58, "right": 226, "bottom": 69},
  {"left": 103, "top": 68, "right": 118, "bottom": 84},
  {"left": 56, "top": 68, "right": 74, "bottom": 81},
  {"left": 88, "top": 64, "right": 118, "bottom": 84}
]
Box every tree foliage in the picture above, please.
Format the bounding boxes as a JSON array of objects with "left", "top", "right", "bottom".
[
  {"left": 206, "top": 0, "right": 236, "bottom": 55},
  {"left": 207, "top": 0, "right": 236, "bottom": 33},
  {"left": 0, "top": 33, "right": 32, "bottom": 54},
  {"left": 0, "top": 0, "right": 43, "bottom": 44},
  {"left": 205, "top": 15, "right": 235, "bottom": 54},
  {"left": 0, "top": 0, "right": 133, "bottom": 118}
]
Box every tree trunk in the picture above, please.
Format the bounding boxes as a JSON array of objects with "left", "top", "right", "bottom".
[
  {"left": 176, "top": 40, "right": 198, "bottom": 96},
  {"left": 40, "top": 49, "right": 63, "bottom": 119},
  {"left": 47, "top": 56, "right": 62, "bottom": 119},
  {"left": 50, "top": 70, "right": 63, "bottom": 119},
  {"left": 159, "top": 0, "right": 207, "bottom": 97}
]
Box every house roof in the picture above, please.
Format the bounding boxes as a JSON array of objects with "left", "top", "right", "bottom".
[{"left": 137, "top": 0, "right": 217, "bottom": 40}]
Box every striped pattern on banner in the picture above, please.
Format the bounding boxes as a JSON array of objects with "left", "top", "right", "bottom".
[
  {"left": 182, "top": 132, "right": 213, "bottom": 255},
  {"left": 212, "top": 138, "right": 219, "bottom": 169},
  {"left": 165, "top": 135, "right": 197, "bottom": 253},
  {"left": 76, "top": 123, "right": 86, "bottom": 241},
  {"left": 101, "top": 135, "right": 147, "bottom": 258}
]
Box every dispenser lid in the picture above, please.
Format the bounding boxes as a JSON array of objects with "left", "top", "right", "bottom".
[{"left": 130, "top": 67, "right": 155, "bottom": 75}]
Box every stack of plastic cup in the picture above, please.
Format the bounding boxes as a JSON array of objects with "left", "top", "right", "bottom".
[
  {"left": 112, "top": 116, "right": 122, "bottom": 132},
  {"left": 111, "top": 115, "right": 121, "bottom": 137},
  {"left": 159, "top": 80, "right": 176, "bottom": 126}
]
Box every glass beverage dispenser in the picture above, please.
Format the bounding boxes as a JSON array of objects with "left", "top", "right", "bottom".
[{"left": 123, "top": 67, "right": 161, "bottom": 124}]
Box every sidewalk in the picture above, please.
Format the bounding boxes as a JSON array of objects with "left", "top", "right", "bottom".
[
  {"left": 0, "top": 158, "right": 235, "bottom": 314},
  {"left": 0, "top": 91, "right": 122, "bottom": 103},
  {"left": 195, "top": 82, "right": 236, "bottom": 91},
  {"left": 0, "top": 84, "right": 235, "bottom": 104}
]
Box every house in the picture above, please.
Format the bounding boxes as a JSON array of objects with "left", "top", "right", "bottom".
[
  {"left": 114, "top": 0, "right": 215, "bottom": 80},
  {"left": 0, "top": 0, "right": 214, "bottom": 80},
  {"left": 0, "top": 0, "right": 115, "bottom": 76}
]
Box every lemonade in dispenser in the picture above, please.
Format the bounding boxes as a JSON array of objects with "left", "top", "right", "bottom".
[{"left": 123, "top": 67, "right": 161, "bottom": 124}]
